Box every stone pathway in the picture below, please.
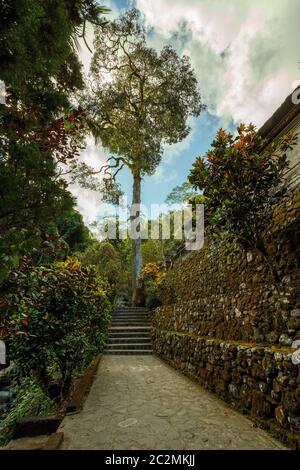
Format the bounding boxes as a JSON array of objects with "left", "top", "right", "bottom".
[{"left": 60, "top": 355, "right": 286, "bottom": 450}]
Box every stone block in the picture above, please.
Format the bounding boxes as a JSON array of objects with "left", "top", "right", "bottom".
[
  {"left": 251, "top": 390, "right": 273, "bottom": 418},
  {"left": 275, "top": 406, "right": 287, "bottom": 427},
  {"left": 282, "top": 392, "right": 300, "bottom": 414},
  {"left": 12, "top": 416, "right": 61, "bottom": 439}
]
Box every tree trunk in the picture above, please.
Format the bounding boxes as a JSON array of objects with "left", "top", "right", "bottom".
[{"left": 131, "top": 171, "right": 142, "bottom": 305}]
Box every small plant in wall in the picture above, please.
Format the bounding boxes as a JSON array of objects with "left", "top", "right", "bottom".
[{"left": 188, "top": 123, "right": 297, "bottom": 282}]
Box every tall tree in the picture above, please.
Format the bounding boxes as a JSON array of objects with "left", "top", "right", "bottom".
[{"left": 86, "top": 9, "right": 204, "bottom": 303}]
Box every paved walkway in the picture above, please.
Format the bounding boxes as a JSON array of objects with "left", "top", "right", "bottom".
[{"left": 60, "top": 355, "right": 286, "bottom": 450}]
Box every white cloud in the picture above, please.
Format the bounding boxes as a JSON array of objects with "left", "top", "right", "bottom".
[
  {"left": 68, "top": 137, "right": 109, "bottom": 225},
  {"left": 152, "top": 167, "right": 178, "bottom": 183},
  {"left": 137, "top": 0, "right": 300, "bottom": 126}
]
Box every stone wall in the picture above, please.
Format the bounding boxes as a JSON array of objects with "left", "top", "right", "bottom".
[{"left": 151, "top": 188, "right": 300, "bottom": 449}]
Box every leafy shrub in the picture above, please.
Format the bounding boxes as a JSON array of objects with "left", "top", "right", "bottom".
[
  {"left": 0, "top": 258, "right": 111, "bottom": 399},
  {"left": 0, "top": 377, "right": 56, "bottom": 447},
  {"left": 33, "top": 226, "right": 69, "bottom": 265},
  {"left": 78, "top": 241, "right": 121, "bottom": 294},
  {"left": 138, "top": 263, "right": 166, "bottom": 309},
  {"left": 142, "top": 239, "right": 164, "bottom": 266}
]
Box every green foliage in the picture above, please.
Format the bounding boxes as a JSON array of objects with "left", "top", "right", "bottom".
[
  {"left": 0, "top": 377, "right": 56, "bottom": 447},
  {"left": 0, "top": 146, "right": 76, "bottom": 280},
  {"left": 143, "top": 213, "right": 186, "bottom": 267},
  {"left": 189, "top": 123, "right": 297, "bottom": 280},
  {"left": 138, "top": 263, "right": 166, "bottom": 309},
  {"left": 56, "top": 209, "right": 92, "bottom": 254},
  {"left": 0, "top": 1, "right": 108, "bottom": 279},
  {"left": 0, "top": 258, "right": 111, "bottom": 399},
  {"left": 0, "top": 1, "right": 107, "bottom": 96},
  {"left": 111, "top": 238, "right": 133, "bottom": 301},
  {"left": 165, "top": 182, "right": 198, "bottom": 205},
  {"left": 142, "top": 239, "right": 164, "bottom": 266},
  {"left": 92, "top": 219, "right": 134, "bottom": 300},
  {"left": 30, "top": 227, "right": 69, "bottom": 265},
  {"left": 78, "top": 241, "right": 121, "bottom": 290}
]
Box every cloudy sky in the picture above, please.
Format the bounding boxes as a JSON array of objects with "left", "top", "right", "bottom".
[{"left": 74, "top": 0, "right": 300, "bottom": 224}]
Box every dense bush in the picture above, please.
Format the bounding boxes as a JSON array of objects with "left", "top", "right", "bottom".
[
  {"left": 0, "top": 258, "right": 111, "bottom": 399},
  {"left": 138, "top": 263, "right": 166, "bottom": 309},
  {"left": 78, "top": 241, "right": 121, "bottom": 294}
]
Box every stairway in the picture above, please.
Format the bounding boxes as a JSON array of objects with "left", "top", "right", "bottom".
[{"left": 104, "top": 307, "right": 152, "bottom": 355}]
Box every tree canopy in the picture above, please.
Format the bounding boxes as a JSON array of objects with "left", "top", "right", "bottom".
[
  {"left": 87, "top": 8, "right": 203, "bottom": 176},
  {"left": 0, "top": 0, "right": 108, "bottom": 279}
]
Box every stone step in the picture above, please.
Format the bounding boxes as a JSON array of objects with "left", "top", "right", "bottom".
[
  {"left": 112, "top": 313, "right": 150, "bottom": 318},
  {"left": 109, "top": 328, "right": 151, "bottom": 334},
  {"left": 111, "top": 324, "right": 150, "bottom": 328},
  {"left": 109, "top": 329, "right": 151, "bottom": 336},
  {"left": 106, "top": 343, "right": 152, "bottom": 350},
  {"left": 114, "top": 307, "right": 148, "bottom": 311},
  {"left": 113, "top": 311, "right": 149, "bottom": 315},
  {"left": 112, "top": 314, "right": 149, "bottom": 317},
  {"left": 111, "top": 318, "right": 150, "bottom": 323},
  {"left": 113, "top": 310, "right": 149, "bottom": 313},
  {"left": 110, "top": 326, "right": 150, "bottom": 330},
  {"left": 109, "top": 332, "right": 151, "bottom": 339},
  {"left": 107, "top": 307, "right": 152, "bottom": 355},
  {"left": 111, "top": 318, "right": 150, "bottom": 322},
  {"left": 111, "top": 323, "right": 150, "bottom": 328},
  {"left": 113, "top": 313, "right": 149, "bottom": 317},
  {"left": 103, "top": 350, "right": 153, "bottom": 356},
  {"left": 110, "top": 325, "right": 151, "bottom": 330},
  {"left": 107, "top": 337, "right": 151, "bottom": 344}
]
